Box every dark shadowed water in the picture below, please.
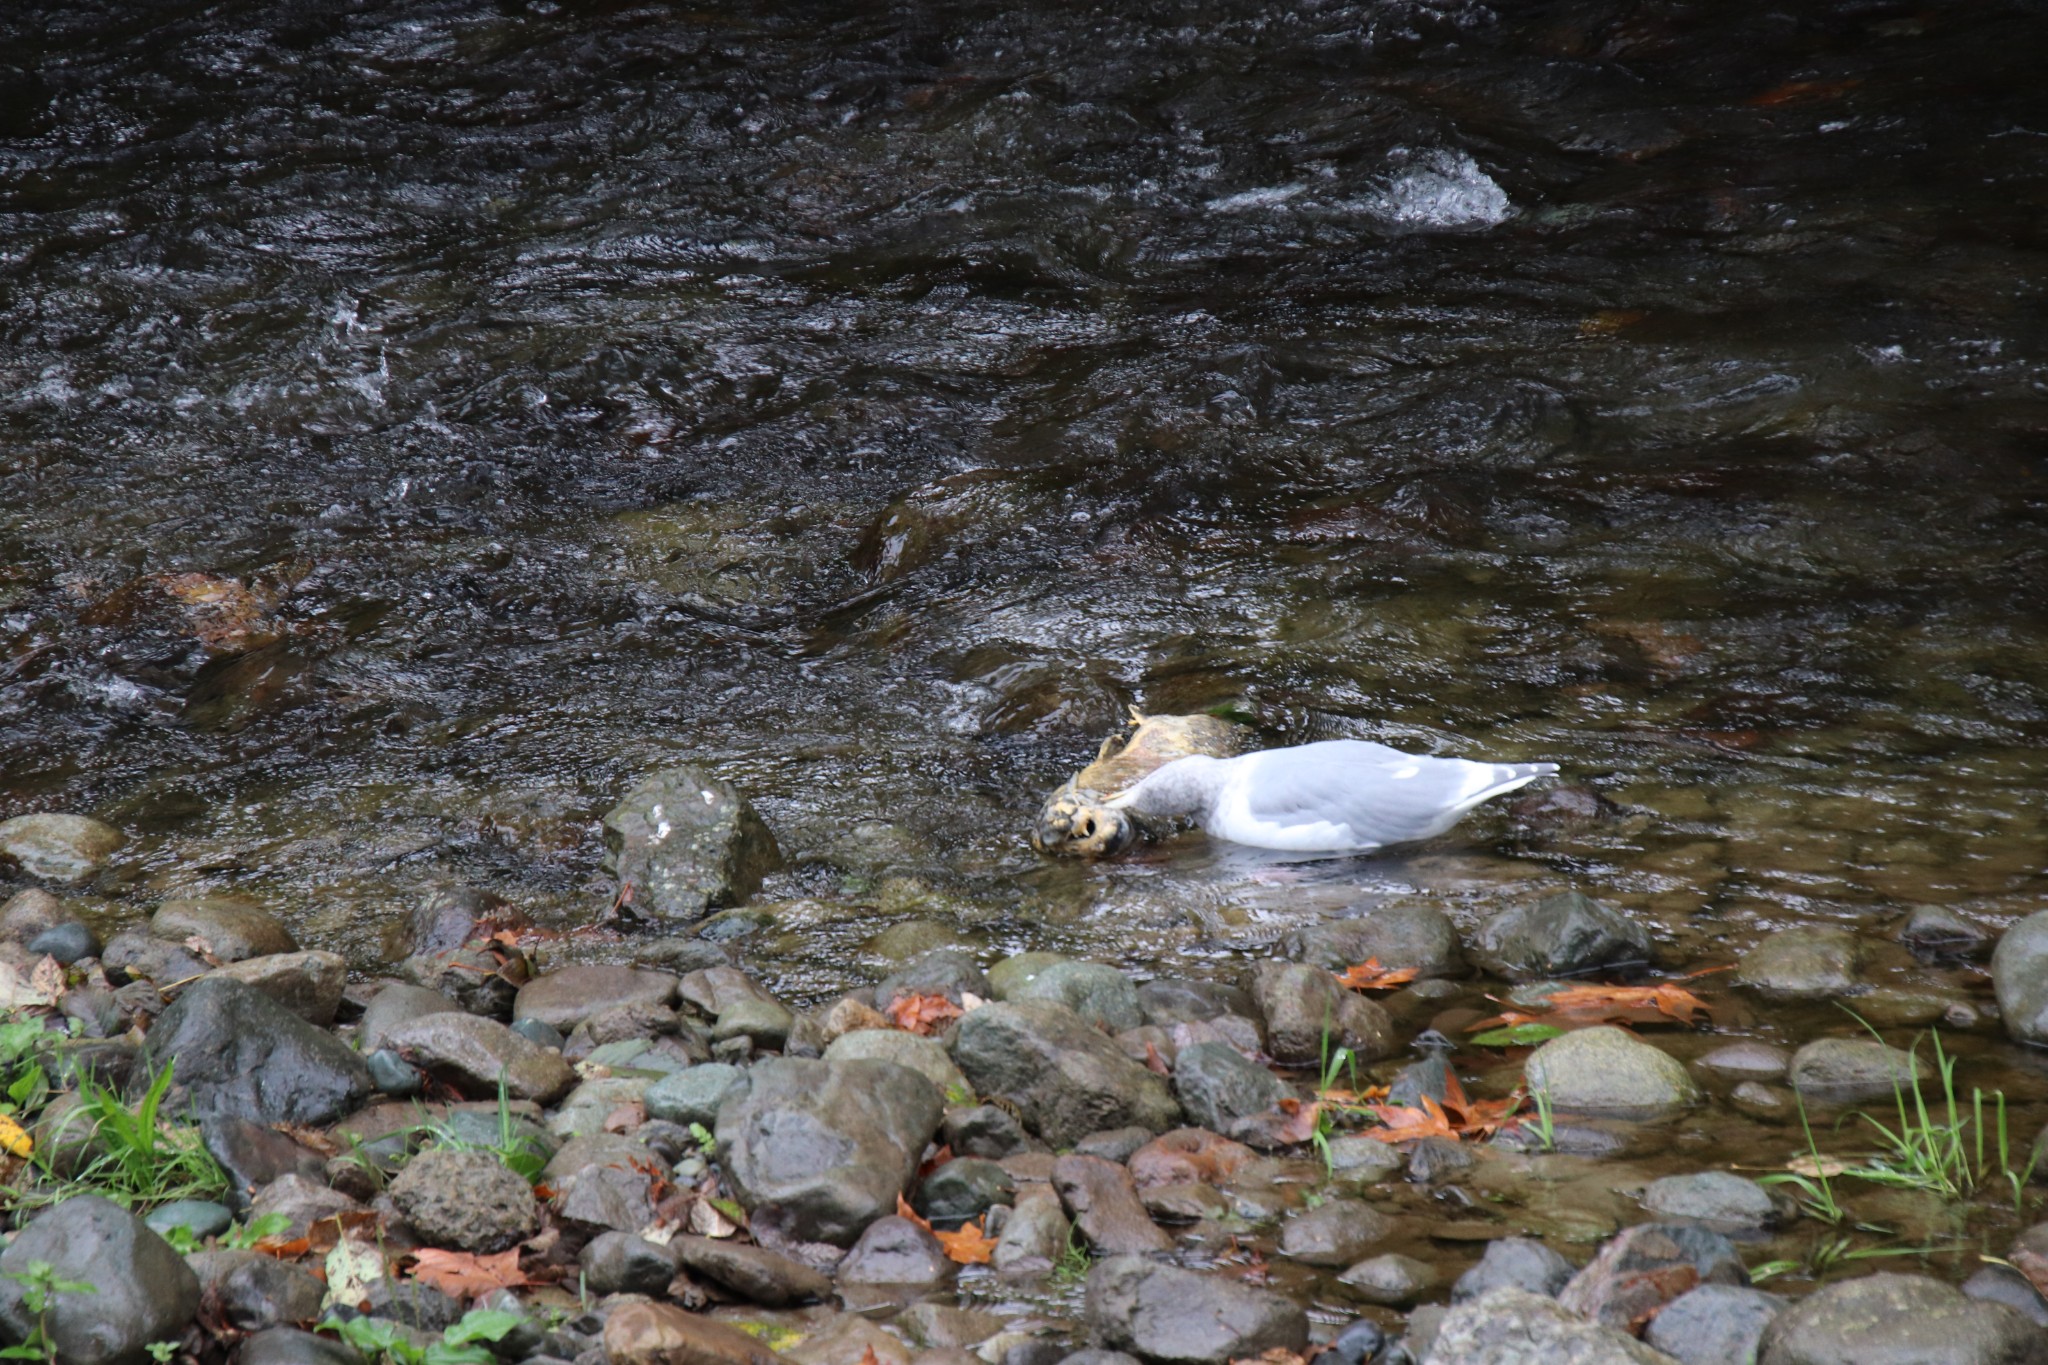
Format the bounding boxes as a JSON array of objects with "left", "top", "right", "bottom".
[{"left": 4, "top": 0, "right": 2048, "bottom": 1310}]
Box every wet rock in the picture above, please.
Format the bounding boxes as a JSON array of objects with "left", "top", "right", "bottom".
[
  {"left": 876, "top": 949, "right": 991, "bottom": 1008},
  {"left": 380, "top": 1011, "right": 576, "bottom": 1104},
  {"left": 399, "top": 943, "right": 530, "bottom": 1019},
  {"left": 1525, "top": 1026, "right": 1699, "bottom": 1116},
  {"left": 247, "top": 1175, "right": 359, "bottom": 1239},
  {"left": 1429, "top": 1287, "right": 1678, "bottom": 1364},
  {"left": 1335, "top": 1253, "right": 1435, "bottom": 1306},
  {"left": 1509, "top": 783, "right": 1621, "bottom": 829},
  {"left": 1053, "top": 1154, "right": 1171, "bottom": 1254},
  {"left": 1645, "top": 1285, "right": 1786, "bottom": 1365},
  {"left": 1452, "top": 1236, "right": 1574, "bottom": 1301},
  {"left": 716, "top": 1056, "right": 944, "bottom": 1246},
  {"left": 680, "top": 964, "right": 778, "bottom": 1017},
  {"left": 388, "top": 1147, "right": 541, "bottom": 1252},
  {"left": 1736, "top": 926, "right": 1865, "bottom": 1000},
  {"left": 986, "top": 952, "right": 1070, "bottom": 998},
  {"left": 1558, "top": 1222, "right": 1746, "bottom": 1330},
  {"left": 603, "top": 765, "right": 781, "bottom": 923},
  {"left": 0, "top": 813, "right": 125, "bottom": 885},
  {"left": 1084, "top": 1255, "right": 1308, "bottom": 1364},
  {"left": 1063, "top": 1354, "right": 1142, "bottom": 1365},
  {"left": 1472, "top": 891, "right": 1652, "bottom": 981},
  {"left": 549, "top": 1075, "right": 652, "bottom": 1140},
  {"left": 403, "top": 885, "right": 524, "bottom": 958},
  {"left": 1128, "top": 1129, "right": 1258, "bottom": 1188},
  {"left": 205, "top": 950, "right": 347, "bottom": 1026},
  {"left": 1075, "top": 1126, "right": 1154, "bottom": 1163},
  {"left": 1786, "top": 1037, "right": 1930, "bottom": 1100},
  {"left": 102, "top": 927, "right": 214, "bottom": 986},
  {"left": 552, "top": 1159, "right": 658, "bottom": 1234},
  {"left": 602, "top": 1301, "right": 790, "bottom": 1365},
  {"left": 0, "top": 1195, "right": 200, "bottom": 1365},
  {"left": 1137, "top": 979, "right": 1258, "bottom": 1028},
  {"left": 1729, "top": 1080, "right": 1797, "bottom": 1121},
  {"left": 993, "top": 1185, "right": 1071, "bottom": 1276},
  {"left": 0, "top": 887, "right": 72, "bottom": 941},
  {"left": 1279, "top": 1199, "right": 1393, "bottom": 1267},
  {"left": 1693, "top": 1041, "right": 1790, "bottom": 1079},
  {"left": 1141, "top": 1182, "right": 1229, "bottom": 1223},
  {"left": 915, "top": 1157, "right": 1015, "bottom": 1226},
  {"left": 143, "top": 977, "right": 370, "bottom": 1127},
  {"left": 362, "top": 1278, "right": 463, "bottom": 1333},
  {"left": 1408, "top": 1135, "right": 1475, "bottom": 1184},
  {"left": 1994, "top": 911, "right": 2048, "bottom": 1047},
  {"left": 1004, "top": 961, "right": 1144, "bottom": 1033},
  {"left": 945, "top": 1104, "right": 1035, "bottom": 1159},
  {"left": 645, "top": 1062, "right": 746, "bottom": 1127},
  {"left": 580, "top": 1231, "right": 679, "bottom": 1295},
  {"left": 188, "top": 1249, "right": 324, "bottom": 1330},
  {"left": 1963, "top": 1265, "right": 2048, "bottom": 1328},
  {"left": 147, "top": 1198, "right": 234, "bottom": 1241},
  {"left": 1172, "top": 1042, "right": 1289, "bottom": 1138},
  {"left": 28, "top": 919, "right": 99, "bottom": 964},
  {"left": 838, "top": 1215, "right": 956, "bottom": 1286},
  {"left": 236, "top": 1327, "right": 363, "bottom": 1365},
  {"left": 202, "top": 1114, "right": 327, "bottom": 1211},
  {"left": 1758, "top": 1272, "right": 2043, "bottom": 1364},
  {"left": 1282, "top": 905, "right": 1464, "bottom": 980},
  {"left": 1899, "top": 905, "right": 1991, "bottom": 961},
  {"left": 950, "top": 1002, "right": 1180, "bottom": 1147},
  {"left": 151, "top": 896, "right": 297, "bottom": 961},
  {"left": 781, "top": 1311, "right": 911, "bottom": 1365},
  {"left": 674, "top": 1235, "right": 832, "bottom": 1306},
  {"left": 514, "top": 965, "right": 678, "bottom": 1032},
  {"left": 358, "top": 983, "right": 462, "bottom": 1051},
  {"left": 1641, "top": 1172, "right": 1784, "bottom": 1233},
  {"left": 1324, "top": 1136, "right": 1405, "bottom": 1183},
  {"left": 1246, "top": 964, "right": 1395, "bottom": 1066},
  {"left": 708, "top": 995, "right": 793, "bottom": 1049}
]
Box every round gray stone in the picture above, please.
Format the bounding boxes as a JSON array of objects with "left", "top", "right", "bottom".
[{"left": 1524, "top": 1026, "right": 1699, "bottom": 1117}]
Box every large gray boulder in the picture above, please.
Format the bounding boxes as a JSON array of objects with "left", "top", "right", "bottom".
[
  {"left": 142, "top": 977, "right": 371, "bottom": 1127},
  {"left": 1472, "top": 891, "right": 1651, "bottom": 981},
  {"left": 0, "top": 1196, "right": 200, "bottom": 1365},
  {"left": 0, "top": 813, "right": 124, "bottom": 886},
  {"left": 1426, "top": 1287, "right": 1680, "bottom": 1363},
  {"left": 1758, "top": 1272, "right": 2047, "bottom": 1365},
  {"left": 1085, "top": 1255, "right": 1308, "bottom": 1364},
  {"left": 1995, "top": 911, "right": 2048, "bottom": 1047},
  {"left": 1283, "top": 904, "right": 1465, "bottom": 980},
  {"left": 714, "top": 1057, "right": 943, "bottom": 1246},
  {"left": 1524, "top": 1026, "right": 1698, "bottom": 1117},
  {"left": 950, "top": 1001, "right": 1180, "bottom": 1147},
  {"left": 602, "top": 765, "right": 781, "bottom": 923},
  {"left": 1246, "top": 963, "right": 1396, "bottom": 1066},
  {"left": 379, "top": 1011, "right": 576, "bottom": 1105}
]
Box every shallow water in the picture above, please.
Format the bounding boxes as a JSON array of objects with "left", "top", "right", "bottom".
[{"left": 4, "top": 0, "right": 2048, "bottom": 1311}]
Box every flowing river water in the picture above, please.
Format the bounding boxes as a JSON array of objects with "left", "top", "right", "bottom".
[{"left": 4, "top": 0, "right": 2048, "bottom": 1333}]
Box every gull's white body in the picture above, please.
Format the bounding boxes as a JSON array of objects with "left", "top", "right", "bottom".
[{"left": 1105, "top": 739, "right": 1557, "bottom": 852}]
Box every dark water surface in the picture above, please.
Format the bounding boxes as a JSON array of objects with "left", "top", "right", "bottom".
[{"left": 4, "top": 0, "right": 2048, "bottom": 1301}]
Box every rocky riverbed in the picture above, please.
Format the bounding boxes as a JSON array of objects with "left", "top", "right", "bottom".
[{"left": 6, "top": 781, "right": 2048, "bottom": 1365}]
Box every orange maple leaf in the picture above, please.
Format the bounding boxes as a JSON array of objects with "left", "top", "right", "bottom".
[
  {"left": 1469, "top": 970, "right": 1720, "bottom": 1034},
  {"left": 1334, "top": 958, "right": 1419, "bottom": 992},
  {"left": 1365, "top": 1094, "right": 1459, "bottom": 1144},
  {"left": 886, "top": 993, "right": 965, "bottom": 1036},
  {"left": 857, "top": 1348, "right": 882, "bottom": 1365},
  {"left": 934, "top": 1217, "right": 998, "bottom": 1265},
  {"left": 407, "top": 1247, "right": 535, "bottom": 1297}
]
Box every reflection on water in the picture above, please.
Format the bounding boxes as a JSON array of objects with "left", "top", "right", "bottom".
[{"left": 0, "top": 0, "right": 2044, "bottom": 1011}]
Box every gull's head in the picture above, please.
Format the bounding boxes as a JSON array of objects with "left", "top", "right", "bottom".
[{"left": 1031, "top": 787, "right": 1142, "bottom": 857}]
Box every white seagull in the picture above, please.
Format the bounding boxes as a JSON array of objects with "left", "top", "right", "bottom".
[{"left": 1101, "top": 739, "right": 1557, "bottom": 853}]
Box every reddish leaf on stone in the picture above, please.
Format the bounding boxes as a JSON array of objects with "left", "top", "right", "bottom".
[
  {"left": 1334, "top": 958, "right": 1419, "bottom": 992},
  {"left": 1468, "top": 972, "right": 1719, "bottom": 1034},
  {"left": 1143, "top": 1042, "right": 1171, "bottom": 1077},
  {"left": 1365, "top": 1095, "right": 1459, "bottom": 1144},
  {"left": 2014, "top": 1247, "right": 2048, "bottom": 1300},
  {"left": 886, "top": 992, "right": 965, "bottom": 1036},
  {"left": 407, "top": 1247, "right": 535, "bottom": 1297},
  {"left": 857, "top": 1348, "right": 883, "bottom": 1365},
  {"left": 1269, "top": 1098, "right": 1323, "bottom": 1146},
  {"left": 304, "top": 1209, "right": 384, "bottom": 1255},
  {"left": 934, "top": 1217, "right": 998, "bottom": 1266},
  {"left": 604, "top": 1102, "right": 646, "bottom": 1134}
]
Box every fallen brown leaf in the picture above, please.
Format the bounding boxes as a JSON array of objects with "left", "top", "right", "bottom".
[
  {"left": 1334, "top": 958, "right": 1419, "bottom": 992},
  {"left": 886, "top": 992, "right": 965, "bottom": 1036},
  {"left": 407, "top": 1247, "right": 536, "bottom": 1298}
]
